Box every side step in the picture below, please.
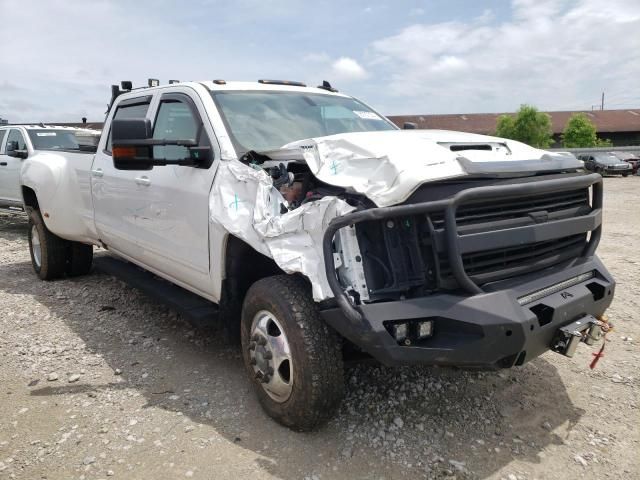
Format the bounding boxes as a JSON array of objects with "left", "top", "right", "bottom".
[
  {"left": 93, "top": 256, "right": 219, "bottom": 329},
  {"left": 0, "top": 206, "right": 25, "bottom": 214}
]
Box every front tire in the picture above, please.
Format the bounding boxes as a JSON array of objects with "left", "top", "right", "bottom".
[
  {"left": 241, "top": 275, "right": 344, "bottom": 431},
  {"left": 28, "top": 209, "right": 69, "bottom": 280}
]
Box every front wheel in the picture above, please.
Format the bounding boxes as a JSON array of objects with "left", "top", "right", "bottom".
[
  {"left": 241, "top": 275, "right": 344, "bottom": 431},
  {"left": 622, "top": 173, "right": 629, "bottom": 177}
]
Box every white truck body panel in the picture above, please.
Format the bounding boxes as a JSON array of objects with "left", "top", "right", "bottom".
[
  {"left": 21, "top": 150, "right": 98, "bottom": 243},
  {"left": 282, "top": 129, "right": 554, "bottom": 207},
  {"left": 19, "top": 81, "right": 570, "bottom": 302}
]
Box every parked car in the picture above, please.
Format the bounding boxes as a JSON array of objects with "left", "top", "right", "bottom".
[
  {"left": 577, "top": 152, "right": 633, "bottom": 176},
  {"left": 0, "top": 125, "right": 101, "bottom": 210},
  {"left": 610, "top": 151, "right": 640, "bottom": 175},
  {"left": 17, "top": 80, "right": 615, "bottom": 430}
]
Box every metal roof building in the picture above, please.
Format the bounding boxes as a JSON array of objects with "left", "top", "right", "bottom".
[{"left": 388, "top": 109, "right": 640, "bottom": 146}]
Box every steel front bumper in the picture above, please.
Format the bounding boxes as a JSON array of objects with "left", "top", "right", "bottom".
[
  {"left": 320, "top": 256, "right": 614, "bottom": 367},
  {"left": 320, "top": 173, "right": 614, "bottom": 368}
]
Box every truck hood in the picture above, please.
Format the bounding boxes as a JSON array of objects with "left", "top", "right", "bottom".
[{"left": 262, "top": 130, "right": 582, "bottom": 207}]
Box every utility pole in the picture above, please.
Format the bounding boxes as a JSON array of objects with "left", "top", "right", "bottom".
[{"left": 601, "top": 91, "right": 605, "bottom": 111}]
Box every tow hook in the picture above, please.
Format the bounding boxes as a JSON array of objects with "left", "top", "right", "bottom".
[{"left": 551, "top": 314, "right": 613, "bottom": 365}]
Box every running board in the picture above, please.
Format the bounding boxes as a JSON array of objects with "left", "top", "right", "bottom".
[
  {"left": 0, "top": 206, "right": 25, "bottom": 214},
  {"left": 93, "top": 256, "right": 219, "bottom": 329}
]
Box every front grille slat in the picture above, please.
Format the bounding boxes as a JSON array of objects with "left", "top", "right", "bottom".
[
  {"left": 433, "top": 187, "right": 592, "bottom": 287},
  {"left": 462, "top": 235, "right": 585, "bottom": 273},
  {"left": 431, "top": 189, "right": 589, "bottom": 229}
]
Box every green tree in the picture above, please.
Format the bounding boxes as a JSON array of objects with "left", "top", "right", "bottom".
[
  {"left": 562, "top": 113, "right": 612, "bottom": 148},
  {"left": 495, "top": 105, "right": 554, "bottom": 148}
]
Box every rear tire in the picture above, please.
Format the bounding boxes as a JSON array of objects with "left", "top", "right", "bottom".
[
  {"left": 622, "top": 173, "right": 629, "bottom": 177},
  {"left": 241, "top": 275, "right": 344, "bottom": 431},
  {"left": 28, "top": 209, "right": 69, "bottom": 280}
]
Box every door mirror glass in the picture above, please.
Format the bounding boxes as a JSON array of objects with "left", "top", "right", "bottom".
[{"left": 112, "top": 118, "right": 155, "bottom": 170}]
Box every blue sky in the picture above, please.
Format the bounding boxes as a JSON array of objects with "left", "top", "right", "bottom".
[{"left": 1, "top": 0, "right": 639, "bottom": 123}]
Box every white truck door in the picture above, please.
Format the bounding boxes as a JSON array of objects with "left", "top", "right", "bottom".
[
  {"left": 0, "top": 129, "right": 9, "bottom": 201},
  {"left": 0, "top": 128, "right": 28, "bottom": 203},
  {"left": 130, "top": 90, "right": 218, "bottom": 294},
  {"left": 92, "top": 96, "right": 153, "bottom": 255}
]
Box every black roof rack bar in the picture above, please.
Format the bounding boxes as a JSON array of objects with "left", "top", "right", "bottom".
[{"left": 258, "top": 79, "right": 307, "bottom": 87}]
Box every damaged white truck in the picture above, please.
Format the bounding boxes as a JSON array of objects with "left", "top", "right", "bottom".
[{"left": 20, "top": 80, "right": 615, "bottom": 430}]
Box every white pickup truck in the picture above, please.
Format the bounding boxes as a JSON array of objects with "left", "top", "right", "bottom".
[
  {"left": 19, "top": 79, "right": 615, "bottom": 430},
  {"left": 0, "top": 125, "right": 100, "bottom": 211}
]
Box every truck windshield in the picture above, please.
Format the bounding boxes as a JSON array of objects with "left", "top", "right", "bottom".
[
  {"left": 27, "top": 130, "right": 92, "bottom": 152},
  {"left": 211, "top": 91, "right": 397, "bottom": 153}
]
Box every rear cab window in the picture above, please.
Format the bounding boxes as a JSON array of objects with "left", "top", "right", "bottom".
[
  {"left": 0, "top": 129, "right": 6, "bottom": 153},
  {"left": 105, "top": 96, "right": 152, "bottom": 154}
]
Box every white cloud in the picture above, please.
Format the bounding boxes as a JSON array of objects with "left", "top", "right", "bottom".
[
  {"left": 331, "top": 57, "right": 368, "bottom": 80},
  {"left": 371, "top": 0, "right": 640, "bottom": 114},
  {"left": 430, "top": 56, "right": 467, "bottom": 73}
]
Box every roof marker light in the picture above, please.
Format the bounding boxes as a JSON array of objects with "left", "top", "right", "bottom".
[
  {"left": 148, "top": 78, "right": 160, "bottom": 87},
  {"left": 258, "top": 79, "right": 307, "bottom": 87}
]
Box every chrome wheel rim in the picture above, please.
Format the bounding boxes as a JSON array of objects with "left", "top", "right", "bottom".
[
  {"left": 248, "top": 310, "right": 293, "bottom": 403},
  {"left": 31, "top": 225, "right": 42, "bottom": 268}
]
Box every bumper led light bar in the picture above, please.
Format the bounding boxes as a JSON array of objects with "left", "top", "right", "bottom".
[{"left": 518, "top": 271, "right": 595, "bottom": 306}]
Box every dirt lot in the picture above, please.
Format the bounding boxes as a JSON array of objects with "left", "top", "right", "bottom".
[{"left": 0, "top": 177, "right": 638, "bottom": 480}]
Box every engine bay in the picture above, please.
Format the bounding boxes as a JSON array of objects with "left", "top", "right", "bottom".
[{"left": 241, "top": 150, "right": 367, "bottom": 212}]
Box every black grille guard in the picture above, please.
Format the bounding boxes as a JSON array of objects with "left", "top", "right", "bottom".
[{"left": 322, "top": 173, "right": 603, "bottom": 323}]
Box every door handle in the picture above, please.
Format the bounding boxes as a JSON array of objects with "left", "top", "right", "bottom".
[
  {"left": 0, "top": 162, "right": 7, "bottom": 166},
  {"left": 135, "top": 176, "right": 151, "bottom": 186},
  {"left": 91, "top": 168, "right": 104, "bottom": 177}
]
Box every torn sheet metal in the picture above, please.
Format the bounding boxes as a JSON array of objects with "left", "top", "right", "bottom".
[
  {"left": 210, "top": 159, "right": 354, "bottom": 300},
  {"left": 286, "top": 130, "right": 467, "bottom": 207},
  {"left": 282, "top": 129, "right": 566, "bottom": 207}
]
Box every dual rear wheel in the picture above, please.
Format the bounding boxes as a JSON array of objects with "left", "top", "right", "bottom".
[{"left": 27, "top": 208, "right": 93, "bottom": 280}]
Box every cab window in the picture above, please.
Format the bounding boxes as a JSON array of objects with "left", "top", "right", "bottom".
[
  {"left": 6, "top": 129, "right": 27, "bottom": 152},
  {"left": 105, "top": 101, "right": 150, "bottom": 154},
  {"left": 152, "top": 99, "right": 199, "bottom": 161},
  {"left": 0, "top": 130, "right": 6, "bottom": 153}
]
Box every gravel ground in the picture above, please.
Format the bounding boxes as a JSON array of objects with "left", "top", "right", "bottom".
[{"left": 0, "top": 177, "right": 638, "bottom": 480}]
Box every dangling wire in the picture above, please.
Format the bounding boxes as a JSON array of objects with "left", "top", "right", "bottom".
[{"left": 589, "top": 315, "right": 613, "bottom": 370}]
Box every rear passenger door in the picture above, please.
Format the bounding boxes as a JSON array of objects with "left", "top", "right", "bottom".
[
  {"left": 0, "top": 129, "right": 9, "bottom": 201},
  {"left": 92, "top": 96, "right": 153, "bottom": 256},
  {"left": 0, "top": 128, "right": 27, "bottom": 203}
]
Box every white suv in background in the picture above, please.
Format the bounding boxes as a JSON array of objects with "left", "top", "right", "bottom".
[{"left": 0, "top": 125, "right": 100, "bottom": 210}]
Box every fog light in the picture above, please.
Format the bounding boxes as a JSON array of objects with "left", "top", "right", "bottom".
[
  {"left": 391, "top": 323, "right": 408, "bottom": 343},
  {"left": 417, "top": 320, "right": 434, "bottom": 340}
]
